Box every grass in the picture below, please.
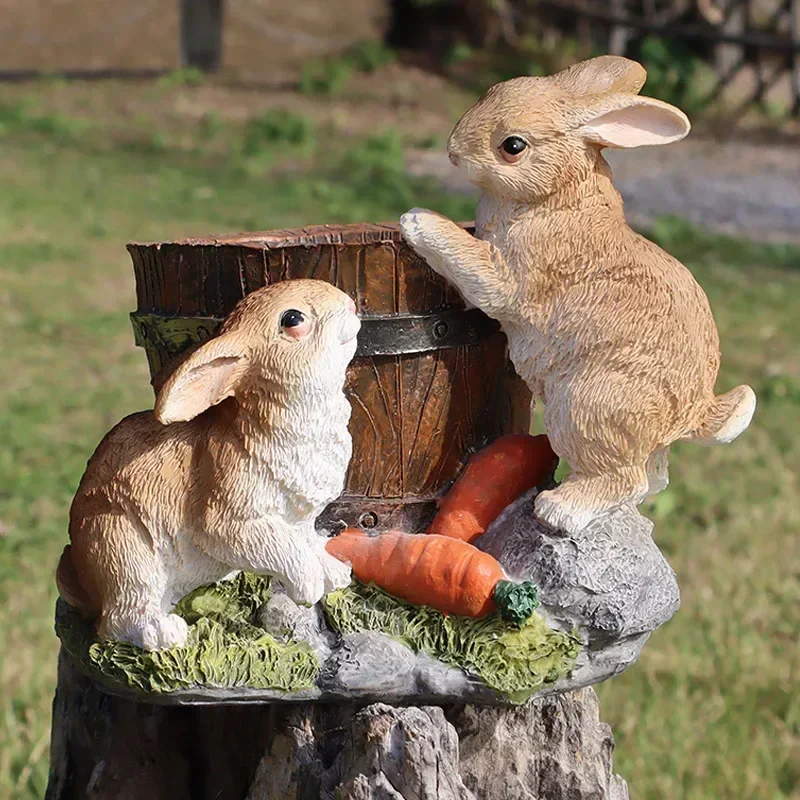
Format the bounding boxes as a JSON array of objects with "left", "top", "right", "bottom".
[
  {"left": 299, "top": 39, "right": 397, "bottom": 96},
  {"left": 0, "top": 80, "right": 798, "bottom": 799}
]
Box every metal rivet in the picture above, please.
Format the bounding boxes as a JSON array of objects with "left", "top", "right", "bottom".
[
  {"left": 433, "top": 320, "right": 449, "bottom": 339},
  {"left": 360, "top": 512, "right": 378, "bottom": 529}
]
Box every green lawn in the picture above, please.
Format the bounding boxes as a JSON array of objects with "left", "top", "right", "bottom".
[{"left": 0, "top": 82, "right": 798, "bottom": 799}]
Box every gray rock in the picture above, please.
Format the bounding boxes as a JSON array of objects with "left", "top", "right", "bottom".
[
  {"left": 257, "top": 585, "right": 336, "bottom": 659},
  {"left": 324, "top": 632, "right": 418, "bottom": 695},
  {"left": 413, "top": 652, "right": 489, "bottom": 699},
  {"left": 477, "top": 487, "right": 680, "bottom": 687}
]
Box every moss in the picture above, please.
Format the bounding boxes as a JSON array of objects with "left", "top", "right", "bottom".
[
  {"left": 56, "top": 574, "right": 579, "bottom": 701},
  {"left": 56, "top": 573, "right": 320, "bottom": 694},
  {"left": 323, "top": 581, "right": 581, "bottom": 703}
]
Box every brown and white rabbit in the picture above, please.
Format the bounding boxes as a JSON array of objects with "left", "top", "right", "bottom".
[
  {"left": 401, "top": 56, "right": 755, "bottom": 534},
  {"left": 57, "top": 279, "right": 359, "bottom": 650}
]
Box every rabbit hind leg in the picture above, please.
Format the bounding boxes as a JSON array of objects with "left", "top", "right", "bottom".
[
  {"left": 536, "top": 380, "right": 652, "bottom": 532},
  {"left": 534, "top": 466, "right": 649, "bottom": 534},
  {"left": 98, "top": 610, "right": 189, "bottom": 651},
  {"left": 81, "top": 515, "right": 189, "bottom": 651}
]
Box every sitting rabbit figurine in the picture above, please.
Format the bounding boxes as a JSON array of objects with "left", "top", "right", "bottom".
[
  {"left": 401, "top": 56, "right": 755, "bottom": 534},
  {"left": 57, "top": 279, "right": 359, "bottom": 650}
]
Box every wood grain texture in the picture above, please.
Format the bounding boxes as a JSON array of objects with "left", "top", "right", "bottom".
[{"left": 128, "top": 223, "right": 531, "bottom": 533}]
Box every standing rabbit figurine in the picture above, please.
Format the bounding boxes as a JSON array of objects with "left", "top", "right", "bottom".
[
  {"left": 57, "top": 279, "right": 359, "bottom": 650},
  {"left": 401, "top": 56, "right": 755, "bottom": 534}
]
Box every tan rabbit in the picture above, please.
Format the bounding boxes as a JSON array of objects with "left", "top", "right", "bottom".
[
  {"left": 401, "top": 56, "right": 755, "bottom": 534},
  {"left": 57, "top": 279, "right": 359, "bottom": 650}
]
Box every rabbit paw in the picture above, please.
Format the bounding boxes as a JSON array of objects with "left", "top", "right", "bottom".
[
  {"left": 401, "top": 208, "right": 470, "bottom": 281},
  {"left": 400, "top": 207, "right": 433, "bottom": 246},
  {"left": 534, "top": 488, "right": 599, "bottom": 535},
  {"left": 401, "top": 208, "right": 449, "bottom": 255},
  {"left": 280, "top": 562, "right": 326, "bottom": 607},
  {"left": 139, "top": 613, "right": 190, "bottom": 651},
  {"left": 99, "top": 610, "right": 189, "bottom": 651},
  {"left": 319, "top": 549, "right": 352, "bottom": 594},
  {"left": 645, "top": 447, "right": 670, "bottom": 496}
]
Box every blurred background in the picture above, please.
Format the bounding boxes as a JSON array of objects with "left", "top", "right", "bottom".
[{"left": 0, "top": 1, "right": 797, "bottom": 798}]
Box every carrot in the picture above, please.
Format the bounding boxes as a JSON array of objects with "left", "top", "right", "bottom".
[
  {"left": 428, "top": 433, "right": 558, "bottom": 543},
  {"left": 326, "top": 529, "right": 539, "bottom": 625}
]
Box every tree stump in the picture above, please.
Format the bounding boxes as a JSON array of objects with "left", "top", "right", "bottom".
[{"left": 46, "top": 652, "right": 629, "bottom": 800}]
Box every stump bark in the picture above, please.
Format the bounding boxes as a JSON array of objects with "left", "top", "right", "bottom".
[{"left": 46, "top": 652, "right": 628, "bottom": 800}]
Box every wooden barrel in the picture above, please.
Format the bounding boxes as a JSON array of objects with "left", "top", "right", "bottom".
[{"left": 127, "top": 223, "right": 531, "bottom": 533}]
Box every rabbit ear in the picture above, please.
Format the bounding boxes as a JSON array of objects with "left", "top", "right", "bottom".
[
  {"left": 578, "top": 94, "right": 690, "bottom": 148},
  {"left": 552, "top": 56, "right": 647, "bottom": 96},
  {"left": 154, "top": 332, "right": 249, "bottom": 424}
]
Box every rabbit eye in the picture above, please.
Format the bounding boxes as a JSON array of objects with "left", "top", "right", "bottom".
[
  {"left": 280, "top": 308, "right": 312, "bottom": 340},
  {"left": 501, "top": 136, "right": 527, "bottom": 154},
  {"left": 280, "top": 309, "right": 304, "bottom": 328},
  {"left": 499, "top": 136, "right": 528, "bottom": 163}
]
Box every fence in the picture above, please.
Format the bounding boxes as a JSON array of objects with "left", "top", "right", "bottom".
[
  {"left": 540, "top": 0, "right": 800, "bottom": 117},
  {"left": 2, "top": 0, "right": 799, "bottom": 118}
]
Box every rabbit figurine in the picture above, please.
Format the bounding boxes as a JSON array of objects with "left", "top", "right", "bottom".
[
  {"left": 57, "top": 279, "right": 359, "bottom": 650},
  {"left": 401, "top": 56, "right": 756, "bottom": 534}
]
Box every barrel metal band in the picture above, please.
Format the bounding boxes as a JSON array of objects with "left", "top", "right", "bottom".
[
  {"left": 130, "top": 308, "right": 501, "bottom": 358},
  {"left": 315, "top": 497, "right": 439, "bottom": 535}
]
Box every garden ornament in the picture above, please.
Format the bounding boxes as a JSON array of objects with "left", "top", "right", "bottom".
[
  {"left": 401, "top": 55, "right": 756, "bottom": 534},
  {"left": 56, "top": 279, "right": 359, "bottom": 650}
]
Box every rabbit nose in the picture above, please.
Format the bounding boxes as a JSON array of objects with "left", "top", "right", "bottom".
[
  {"left": 345, "top": 297, "right": 357, "bottom": 314},
  {"left": 448, "top": 151, "right": 460, "bottom": 167}
]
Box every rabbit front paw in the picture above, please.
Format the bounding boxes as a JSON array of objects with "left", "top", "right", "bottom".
[
  {"left": 280, "top": 562, "right": 326, "bottom": 607},
  {"left": 401, "top": 208, "right": 473, "bottom": 282},
  {"left": 400, "top": 207, "right": 433, "bottom": 247},
  {"left": 319, "top": 549, "right": 352, "bottom": 593},
  {"left": 401, "top": 208, "right": 449, "bottom": 260},
  {"left": 120, "top": 613, "right": 190, "bottom": 651},
  {"left": 142, "top": 613, "right": 190, "bottom": 651}
]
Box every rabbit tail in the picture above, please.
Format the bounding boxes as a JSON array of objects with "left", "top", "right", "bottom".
[
  {"left": 56, "top": 545, "right": 99, "bottom": 617},
  {"left": 689, "top": 385, "right": 756, "bottom": 445}
]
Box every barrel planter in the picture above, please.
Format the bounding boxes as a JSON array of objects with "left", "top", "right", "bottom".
[{"left": 127, "top": 223, "right": 531, "bottom": 533}]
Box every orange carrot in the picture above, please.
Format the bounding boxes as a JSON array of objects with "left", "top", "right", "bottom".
[
  {"left": 428, "top": 433, "right": 557, "bottom": 543},
  {"left": 326, "top": 529, "right": 538, "bottom": 625}
]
